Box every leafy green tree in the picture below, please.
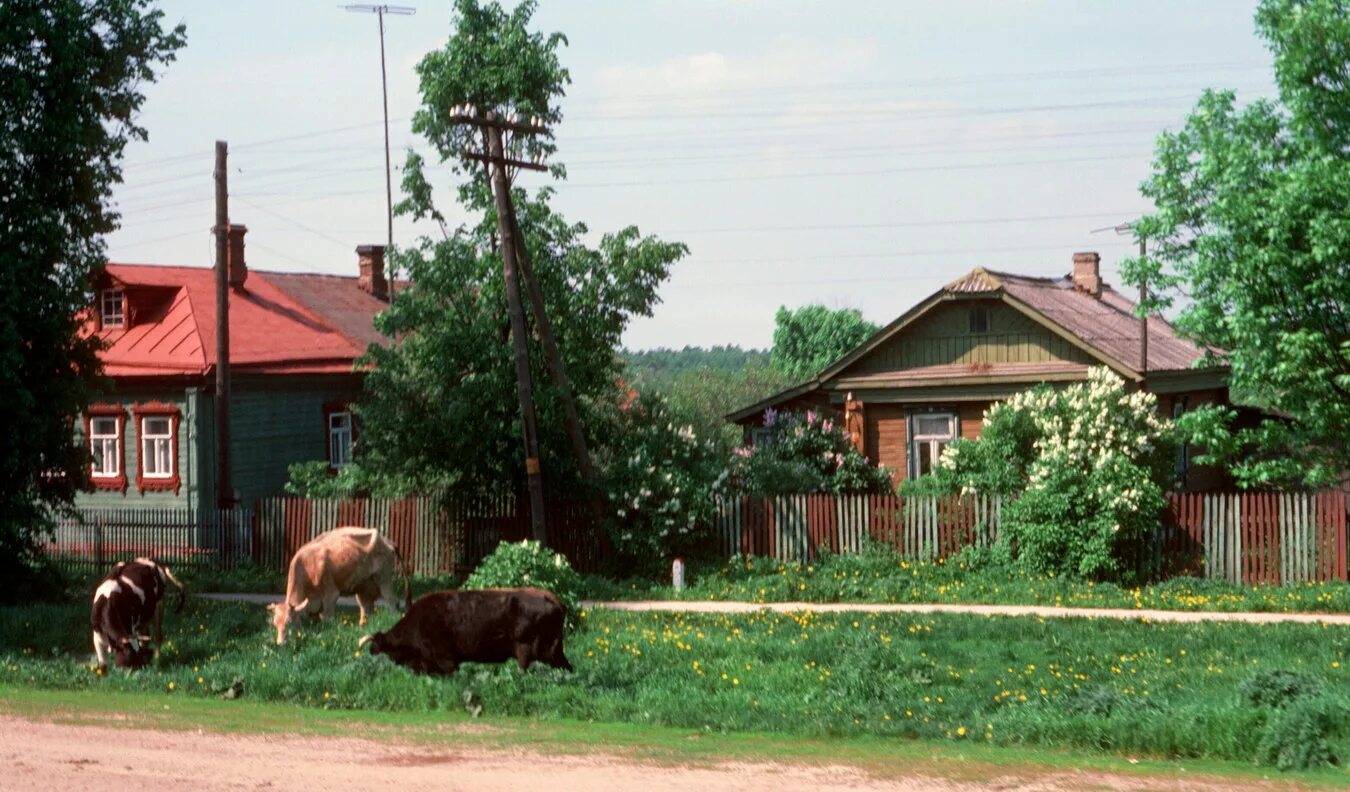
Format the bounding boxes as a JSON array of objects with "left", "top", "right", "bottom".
[
  {"left": 0, "top": 1, "right": 183, "bottom": 595},
  {"left": 728, "top": 409, "right": 892, "bottom": 496},
  {"left": 624, "top": 346, "right": 792, "bottom": 455},
  {"left": 1122, "top": 0, "right": 1350, "bottom": 487},
  {"left": 352, "top": 0, "right": 687, "bottom": 499},
  {"left": 771, "top": 305, "right": 877, "bottom": 381}
]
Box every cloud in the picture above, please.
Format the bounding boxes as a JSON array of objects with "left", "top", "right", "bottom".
[{"left": 596, "top": 35, "right": 881, "bottom": 106}]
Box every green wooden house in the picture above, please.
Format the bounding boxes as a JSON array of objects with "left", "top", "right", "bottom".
[{"left": 78, "top": 227, "right": 390, "bottom": 515}]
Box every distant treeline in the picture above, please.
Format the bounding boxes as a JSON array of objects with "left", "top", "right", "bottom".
[{"left": 623, "top": 346, "right": 772, "bottom": 379}]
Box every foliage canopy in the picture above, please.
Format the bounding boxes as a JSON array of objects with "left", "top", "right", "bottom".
[
  {"left": 1122, "top": 0, "right": 1350, "bottom": 487},
  {"left": 770, "top": 305, "right": 878, "bottom": 381},
  {"left": 0, "top": 0, "right": 183, "bottom": 594},
  {"left": 348, "top": 0, "right": 688, "bottom": 504}
]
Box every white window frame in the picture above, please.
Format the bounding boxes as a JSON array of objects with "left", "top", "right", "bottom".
[
  {"left": 909, "top": 412, "right": 957, "bottom": 479},
  {"left": 329, "top": 411, "right": 353, "bottom": 468},
  {"left": 90, "top": 417, "right": 121, "bottom": 478},
  {"left": 101, "top": 289, "right": 124, "bottom": 328},
  {"left": 141, "top": 416, "right": 174, "bottom": 479}
]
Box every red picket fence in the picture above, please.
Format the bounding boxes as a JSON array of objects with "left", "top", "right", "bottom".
[
  {"left": 714, "top": 493, "right": 1000, "bottom": 563},
  {"left": 1161, "top": 490, "right": 1348, "bottom": 584}
]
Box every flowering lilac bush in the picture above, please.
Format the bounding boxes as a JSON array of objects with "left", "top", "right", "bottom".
[
  {"left": 728, "top": 409, "right": 892, "bottom": 496},
  {"left": 600, "top": 393, "right": 725, "bottom": 568},
  {"left": 924, "top": 368, "right": 1175, "bottom": 580}
]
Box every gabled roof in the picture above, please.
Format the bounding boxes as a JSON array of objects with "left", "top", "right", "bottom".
[
  {"left": 729, "top": 261, "right": 1221, "bottom": 422},
  {"left": 92, "top": 264, "right": 388, "bottom": 378},
  {"left": 819, "top": 267, "right": 1211, "bottom": 384}
]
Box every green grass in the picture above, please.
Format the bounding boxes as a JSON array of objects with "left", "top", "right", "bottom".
[
  {"left": 582, "top": 545, "right": 1350, "bottom": 614},
  {"left": 3, "top": 595, "right": 1348, "bottom": 773}
]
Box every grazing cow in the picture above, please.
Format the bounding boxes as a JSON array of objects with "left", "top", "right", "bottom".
[
  {"left": 269, "top": 526, "right": 410, "bottom": 645},
  {"left": 90, "top": 557, "right": 186, "bottom": 671},
  {"left": 360, "top": 587, "right": 572, "bottom": 675}
]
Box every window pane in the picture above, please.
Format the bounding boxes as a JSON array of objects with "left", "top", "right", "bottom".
[
  {"left": 91, "top": 417, "right": 117, "bottom": 437},
  {"left": 157, "top": 440, "right": 172, "bottom": 474},
  {"left": 329, "top": 412, "right": 350, "bottom": 430},
  {"left": 917, "top": 442, "right": 934, "bottom": 475},
  {"left": 144, "top": 417, "right": 171, "bottom": 436},
  {"left": 914, "top": 415, "right": 953, "bottom": 439}
]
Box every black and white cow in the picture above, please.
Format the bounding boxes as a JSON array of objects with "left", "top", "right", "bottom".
[{"left": 90, "top": 557, "right": 186, "bottom": 671}]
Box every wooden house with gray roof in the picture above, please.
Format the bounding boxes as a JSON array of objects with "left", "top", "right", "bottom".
[{"left": 729, "top": 251, "right": 1232, "bottom": 490}]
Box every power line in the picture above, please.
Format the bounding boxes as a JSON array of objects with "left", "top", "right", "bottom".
[
  {"left": 234, "top": 198, "right": 352, "bottom": 249},
  {"left": 681, "top": 240, "right": 1135, "bottom": 266},
  {"left": 563, "top": 152, "right": 1149, "bottom": 189},
  {"left": 659, "top": 210, "right": 1148, "bottom": 235}
]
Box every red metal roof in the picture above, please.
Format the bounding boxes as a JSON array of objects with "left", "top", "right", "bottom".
[{"left": 93, "top": 264, "right": 386, "bottom": 378}]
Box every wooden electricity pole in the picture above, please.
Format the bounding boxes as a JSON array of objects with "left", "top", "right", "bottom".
[
  {"left": 213, "top": 140, "right": 232, "bottom": 508},
  {"left": 453, "top": 105, "right": 603, "bottom": 541},
  {"left": 447, "top": 108, "right": 550, "bottom": 541},
  {"left": 505, "top": 197, "right": 598, "bottom": 487}
]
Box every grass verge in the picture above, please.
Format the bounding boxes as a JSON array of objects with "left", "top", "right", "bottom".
[
  {"left": 583, "top": 546, "right": 1350, "bottom": 615},
  {"left": 2, "top": 596, "right": 1348, "bottom": 774}
]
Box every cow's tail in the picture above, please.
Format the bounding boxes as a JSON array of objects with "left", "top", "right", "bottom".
[
  {"left": 393, "top": 542, "right": 413, "bottom": 611},
  {"left": 160, "top": 563, "right": 187, "bottom": 613}
]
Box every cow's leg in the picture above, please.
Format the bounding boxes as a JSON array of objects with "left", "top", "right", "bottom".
[
  {"left": 92, "top": 631, "right": 110, "bottom": 671},
  {"left": 152, "top": 600, "right": 165, "bottom": 660},
  {"left": 354, "top": 591, "right": 374, "bottom": 626},
  {"left": 546, "top": 636, "right": 573, "bottom": 672},
  {"left": 321, "top": 588, "right": 339, "bottom": 622},
  {"left": 514, "top": 644, "right": 536, "bottom": 671}
]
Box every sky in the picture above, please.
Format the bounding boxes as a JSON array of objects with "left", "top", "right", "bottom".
[{"left": 106, "top": 1, "right": 1279, "bottom": 351}]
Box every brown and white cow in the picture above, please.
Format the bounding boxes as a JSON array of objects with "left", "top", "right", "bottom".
[
  {"left": 359, "top": 587, "right": 572, "bottom": 675},
  {"left": 91, "top": 557, "right": 186, "bottom": 671},
  {"left": 268, "top": 526, "right": 410, "bottom": 645}
]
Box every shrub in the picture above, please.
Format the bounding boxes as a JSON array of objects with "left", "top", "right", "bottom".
[
  {"left": 728, "top": 409, "right": 892, "bottom": 496},
  {"left": 920, "top": 367, "right": 1174, "bottom": 581},
  {"left": 599, "top": 392, "right": 724, "bottom": 570},
  {"left": 1256, "top": 698, "right": 1342, "bottom": 771},
  {"left": 1240, "top": 669, "right": 1323, "bottom": 710},
  {"left": 464, "top": 540, "right": 583, "bottom": 629}
]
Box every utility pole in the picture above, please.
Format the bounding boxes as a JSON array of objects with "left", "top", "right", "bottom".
[
  {"left": 454, "top": 107, "right": 552, "bottom": 541},
  {"left": 505, "top": 192, "right": 598, "bottom": 489},
  {"left": 213, "top": 141, "right": 232, "bottom": 508},
  {"left": 1092, "top": 220, "right": 1150, "bottom": 383},
  {"left": 343, "top": 4, "right": 415, "bottom": 293}
]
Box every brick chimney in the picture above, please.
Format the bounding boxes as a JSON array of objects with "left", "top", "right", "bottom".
[
  {"left": 227, "top": 224, "right": 248, "bottom": 289},
  {"left": 357, "top": 244, "right": 388, "bottom": 301},
  {"left": 1072, "top": 251, "right": 1101, "bottom": 298}
]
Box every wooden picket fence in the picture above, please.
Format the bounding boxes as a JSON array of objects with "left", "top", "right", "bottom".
[
  {"left": 47, "top": 496, "right": 606, "bottom": 577},
  {"left": 713, "top": 491, "right": 1349, "bottom": 585},
  {"left": 714, "top": 493, "right": 1000, "bottom": 562},
  {"left": 1156, "top": 491, "right": 1348, "bottom": 584},
  {"left": 47, "top": 507, "right": 254, "bottom": 572}
]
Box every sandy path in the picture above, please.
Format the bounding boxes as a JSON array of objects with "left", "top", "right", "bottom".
[
  {"left": 0, "top": 716, "right": 1294, "bottom": 792},
  {"left": 197, "top": 593, "right": 1350, "bottom": 625}
]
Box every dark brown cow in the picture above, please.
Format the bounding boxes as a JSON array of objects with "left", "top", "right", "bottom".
[{"left": 360, "top": 587, "right": 572, "bottom": 675}]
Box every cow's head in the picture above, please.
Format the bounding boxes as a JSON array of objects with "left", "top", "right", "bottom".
[
  {"left": 113, "top": 636, "right": 151, "bottom": 669},
  {"left": 267, "top": 598, "right": 308, "bottom": 645}
]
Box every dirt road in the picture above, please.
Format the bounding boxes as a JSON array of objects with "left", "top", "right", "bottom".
[
  {"left": 198, "top": 592, "right": 1350, "bottom": 625},
  {"left": 1, "top": 716, "right": 1303, "bottom": 792}
]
